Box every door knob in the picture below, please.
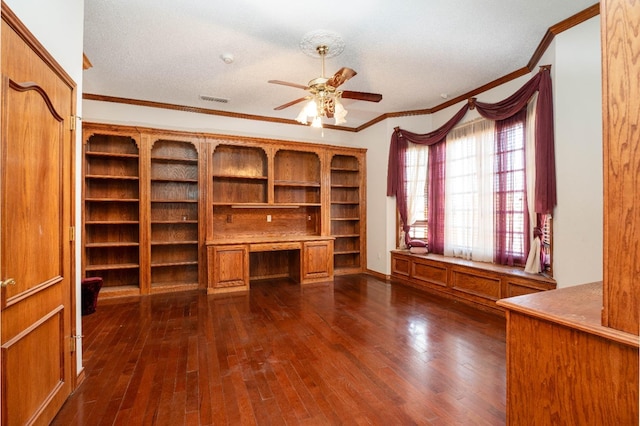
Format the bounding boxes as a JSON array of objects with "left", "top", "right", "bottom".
[{"left": 0, "top": 278, "right": 16, "bottom": 287}]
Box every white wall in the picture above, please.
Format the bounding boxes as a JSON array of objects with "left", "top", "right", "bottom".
[
  {"left": 4, "top": 0, "right": 86, "bottom": 370},
  {"left": 552, "top": 16, "right": 603, "bottom": 287}
]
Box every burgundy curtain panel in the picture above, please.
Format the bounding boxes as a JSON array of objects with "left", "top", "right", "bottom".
[
  {"left": 387, "top": 104, "right": 469, "bottom": 248},
  {"left": 427, "top": 142, "right": 446, "bottom": 254},
  {"left": 387, "top": 67, "right": 556, "bottom": 259}
]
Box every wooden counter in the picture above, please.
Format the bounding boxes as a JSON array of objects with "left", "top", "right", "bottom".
[{"left": 497, "top": 282, "right": 639, "bottom": 424}]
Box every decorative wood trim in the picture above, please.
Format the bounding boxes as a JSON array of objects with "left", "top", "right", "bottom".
[
  {"left": 75, "top": 368, "right": 86, "bottom": 388},
  {"left": 83, "top": 93, "right": 358, "bottom": 133},
  {"left": 1, "top": 2, "right": 75, "bottom": 89},
  {"left": 527, "top": 3, "right": 600, "bottom": 70},
  {"left": 9, "top": 80, "right": 64, "bottom": 121},
  {"left": 365, "top": 269, "right": 390, "bottom": 282},
  {"left": 82, "top": 53, "right": 92, "bottom": 70},
  {"left": 82, "top": 121, "right": 367, "bottom": 154}
]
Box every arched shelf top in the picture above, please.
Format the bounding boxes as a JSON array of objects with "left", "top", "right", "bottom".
[
  {"left": 150, "top": 139, "right": 199, "bottom": 161},
  {"left": 211, "top": 144, "right": 268, "bottom": 179}
]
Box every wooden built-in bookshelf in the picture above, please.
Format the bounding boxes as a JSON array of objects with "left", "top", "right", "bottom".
[
  {"left": 82, "top": 124, "right": 367, "bottom": 298},
  {"left": 84, "top": 131, "right": 141, "bottom": 297},
  {"left": 148, "top": 138, "right": 201, "bottom": 293},
  {"left": 330, "top": 153, "right": 366, "bottom": 274}
]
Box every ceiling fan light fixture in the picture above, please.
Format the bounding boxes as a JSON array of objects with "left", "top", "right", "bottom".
[
  {"left": 296, "top": 99, "right": 317, "bottom": 124},
  {"left": 311, "top": 116, "right": 323, "bottom": 128},
  {"left": 334, "top": 97, "right": 347, "bottom": 125},
  {"left": 271, "top": 30, "right": 380, "bottom": 128}
]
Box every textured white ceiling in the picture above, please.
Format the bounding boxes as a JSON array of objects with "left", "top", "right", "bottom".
[{"left": 83, "top": 0, "right": 597, "bottom": 129}]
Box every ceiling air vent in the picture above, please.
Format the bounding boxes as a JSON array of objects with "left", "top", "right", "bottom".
[{"left": 199, "top": 94, "right": 229, "bottom": 103}]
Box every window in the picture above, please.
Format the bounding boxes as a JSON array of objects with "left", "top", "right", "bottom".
[
  {"left": 444, "top": 119, "right": 495, "bottom": 262},
  {"left": 404, "top": 143, "right": 428, "bottom": 241},
  {"left": 403, "top": 114, "right": 533, "bottom": 267},
  {"left": 494, "top": 113, "right": 528, "bottom": 265}
]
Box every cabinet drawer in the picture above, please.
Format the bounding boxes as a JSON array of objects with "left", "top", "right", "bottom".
[{"left": 249, "top": 242, "right": 301, "bottom": 252}]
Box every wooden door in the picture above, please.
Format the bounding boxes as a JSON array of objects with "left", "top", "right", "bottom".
[{"left": 1, "top": 8, "right": 75, "bottom": 426}]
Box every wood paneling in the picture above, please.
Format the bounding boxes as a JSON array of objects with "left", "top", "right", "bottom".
[
  {"left": 208, "top": 244, "right": 249, "bottom": 292},
  {"left": 601, "top": 0, "right": 640, "bottom": 335},
  {"left": 391, "top": 255, "right": 410, "bottom": 277},
  {"left": 451, "top": 268, "right": 501, "bottom": 300},
  {"left": 391, "top": 251, "right": 557, "bottom": 313},
  {"left": 412, "top": 261, "right": 447, "bottom": 287},
  {"left": 302, "top": 240, "right": 333, "bottom": 281},
  {"left": 498, "top": 283, "right": 639, "bottom": 424}
]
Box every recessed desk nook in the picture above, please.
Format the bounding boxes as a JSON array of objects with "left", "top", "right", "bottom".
[
  {"left": 204, "top": 137, "right": 364, "bottom": 295},
  {"left": 207, "top": 235, "right": 334, "bottom": 295}
]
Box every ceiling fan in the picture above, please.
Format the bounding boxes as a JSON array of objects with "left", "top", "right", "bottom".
[{"left": 269, "top": 44, "right": 383, "bottom": 127}]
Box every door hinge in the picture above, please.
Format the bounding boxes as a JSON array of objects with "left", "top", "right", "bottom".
[
  {"left": 70, "top": 115, "right": 81, "bottom": 131},
  {"left": 69, "top": 226, "right": 75, "bottom": 242},
  {"left": 71, "top": 334, "right": 83, "bottom": 352}
]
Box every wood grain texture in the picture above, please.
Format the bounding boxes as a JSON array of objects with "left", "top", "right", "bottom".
[
  {"left": 504, "top": 311, "right": 638, "bottom": 425},
  {"left": 2, "top": 6, "right": 76, "bottom": 424},
  {"left": 601, "top": 0, "right": 640, "bottom": 335},
  {"left": 52, "top": 275, "right": 508, "bottom": 425},
  {"left": 498, "top": 282, "right": 638, "bottom": 347},
  {"left": 498, "top": 282, "right": 639, "bottom": 424}
]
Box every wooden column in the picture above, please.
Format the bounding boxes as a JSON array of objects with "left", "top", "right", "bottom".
[{"left": 601, "top": 0, "right": 640, "bottom": 335}]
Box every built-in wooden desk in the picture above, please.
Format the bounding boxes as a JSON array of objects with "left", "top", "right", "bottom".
[
  {"left": 497, "top": 282, "right": 639, "bottom": 424},
  {"left": 206, "top": 236, "right": 334, "bottom": 294}
]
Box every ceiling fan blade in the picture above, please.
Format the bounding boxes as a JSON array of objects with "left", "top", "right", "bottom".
[
  {"left": 327, "top": 67, "right": 357, "bottom": 88},
  {"left": 268, "top": 80, "right": 309, "bottom": 90},
  {"left": 341, "top": 90, "right": 383, "bottom": 103},
  {"left": 274, "top": 97, "right": 308, "bottom": 111}
]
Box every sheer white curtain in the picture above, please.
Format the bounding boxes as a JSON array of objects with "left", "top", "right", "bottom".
[
  {"left": 444, "top": 119, "right": 495, "bottom": 261},
  {"left": 525, "top": 94, "right": 541, "bottom": 272},
  {"left": 404, "top": 142, "right": 428, "bottom": 243}
]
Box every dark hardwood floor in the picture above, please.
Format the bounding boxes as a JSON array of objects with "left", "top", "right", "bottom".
[{"left": 53, "top": 274, "right": 507, "bottom": 425}]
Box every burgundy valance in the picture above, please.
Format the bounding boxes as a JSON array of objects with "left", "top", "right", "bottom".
[{"left": 387, "top": 67, "right": 556, "bottom": 215}]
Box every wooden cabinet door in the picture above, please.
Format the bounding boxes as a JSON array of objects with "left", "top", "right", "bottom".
[
  {"left": 1, "top": 12, "right": 75, "bottom": 425},
  {"left": 302, "top": 240, "right": 334, "bottom": 282},
  {"left": 208, "top": 245, "right": 249, "bottom": 293}
]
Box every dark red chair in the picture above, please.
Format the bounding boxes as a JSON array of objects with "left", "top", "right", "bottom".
[{"left": 81, "top": 277, "right": 103, "bottom": 315}]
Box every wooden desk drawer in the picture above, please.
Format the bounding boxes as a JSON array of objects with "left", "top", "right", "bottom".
[{"left": 249, "top": 242, "right": 301, "bottom": 252}]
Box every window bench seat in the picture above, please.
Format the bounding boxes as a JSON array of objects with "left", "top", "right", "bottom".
[{"left": 390, "top": 250, "right": 556, "bottom": 314}]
